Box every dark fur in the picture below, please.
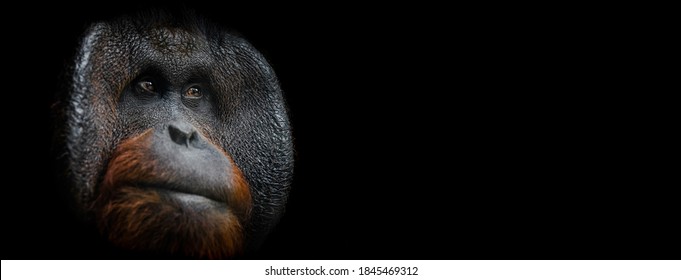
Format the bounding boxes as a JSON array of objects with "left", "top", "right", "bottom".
[{"left": 53, "top": 11, "right": 294, "bottom": 258}]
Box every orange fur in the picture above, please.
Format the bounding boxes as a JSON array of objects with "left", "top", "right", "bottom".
[{"left": 93, "top": 129, "right": 251, "bottom": 259}]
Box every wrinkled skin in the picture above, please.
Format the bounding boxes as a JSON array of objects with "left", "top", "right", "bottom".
[{"left": 53, "top": 12, "right": 294, "bottom": 258}]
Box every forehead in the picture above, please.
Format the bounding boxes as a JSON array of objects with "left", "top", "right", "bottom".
[
  {"left": 144, "top": 27, "right": 202, "bottom": 55},
  {"left": 113, "top": 24, "right": 215, "bottom": 76}
]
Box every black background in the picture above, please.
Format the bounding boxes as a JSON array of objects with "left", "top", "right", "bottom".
[{"left": 2, "top": 2, "right": 678, "bottom": 260}]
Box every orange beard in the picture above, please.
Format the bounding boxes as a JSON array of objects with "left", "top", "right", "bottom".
[{"left": 92, "top": 129, "right": 251, "bottom": 259}]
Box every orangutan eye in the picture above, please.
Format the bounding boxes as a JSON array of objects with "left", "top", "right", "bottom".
[
  {"left": 136, "top": 80, "right": 155, "bottom": 93},
  {"left": 185, "top": 86, "right": 203, "bottom": 99}
]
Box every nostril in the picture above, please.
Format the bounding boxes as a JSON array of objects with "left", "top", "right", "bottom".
[
  {"left": 189, "top": 131, "right": 199, "bottom": 145},
  {"left": 169, "top": 124, "right": 204, "bottom": 148},
  {"left": 168, "top": 124, "right": 190, "bottom": 147}
]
